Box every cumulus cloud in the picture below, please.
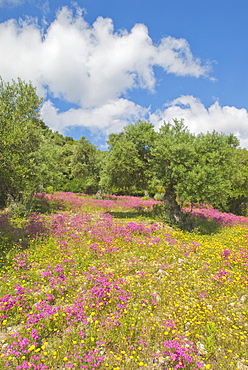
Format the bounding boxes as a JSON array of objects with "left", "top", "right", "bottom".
[
  {"left": 0, "top": 4, "right": 209, "bottom": 106},
  {"left": 2, "top": 4, "right": 246, "bottom": 148},
  {"left": 150, "top": 95, "right": 248, "bottom": 148},
  {"left": 40, "top": 98, "right": 150, "bottom": 135}
]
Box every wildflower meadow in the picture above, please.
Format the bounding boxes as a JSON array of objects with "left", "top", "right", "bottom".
[{"left": 0, "top": 192, "right": 247, "bottom": 370}]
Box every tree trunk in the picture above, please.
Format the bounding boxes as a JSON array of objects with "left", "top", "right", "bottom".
[
  {"left": 144, "top": 190, "right": 149, "bottom": 198},
  {"left": 164, "top": 184, "right": 182, "bottom": 224},
  {"left": 95, "top": 186, "right": 104, "bottom": 199},
  {"left": 0, "top": 182, "right": 9, "bottom": 209}
]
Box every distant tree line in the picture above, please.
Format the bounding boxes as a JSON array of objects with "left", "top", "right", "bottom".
[{"left": 1, "top": 77, "right": 248, "bottom": 222}]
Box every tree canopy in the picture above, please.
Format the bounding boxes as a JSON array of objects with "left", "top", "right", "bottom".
[
  {"left": 100, "top": 121, "right": 156, "bottom": 194},
  {"left": 151, "top": 120, "right": 240, "bottom": 222},
  {"left": 1, "top": 76, "right": 247, "bottom": 223},
  {"left": 0, "top": 77, "right": 44, "bottom": 208}
]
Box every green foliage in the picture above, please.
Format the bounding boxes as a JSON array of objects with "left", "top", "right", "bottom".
[
  {"left": 205, "top": 322, "right": 217, "bottom": 353},
  {"left": 23, "top": 125, "right": 101, "bottom": 196},
  {"left": 46, "top": 186, "right": 55, "bottom": 194},
  {"left": 1, "top": 74, "right": 246, "bottom": 222},
  {"left": 141, "top": 196, "right": 149, "bottom": 200},
  {"left": 69, "top": 136, "right": 101, "bottom": 193},
  {"left": 225, "top": 148, "right": 248, "bottom": 215},
  {"left": 35, "top": 129, "right": 72, "bottom": 192},
  {"left": 151, "top": 119, "right": 240, "bottom": 224},
  {"left": 100, "top": 121, "right": 156, "bottom": 194},
  {"left": 0, "top": 77, "right": 44, "bottom": 209},
  {"left": 154, "top": 193, "right": 164, "bottom": 201}
]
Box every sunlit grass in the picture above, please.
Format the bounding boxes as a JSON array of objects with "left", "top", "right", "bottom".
[{"left": 0, "top": 194, "right": 247, "bottom": 369}]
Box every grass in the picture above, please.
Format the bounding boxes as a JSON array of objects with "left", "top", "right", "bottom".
[{"left": 0, "top": 193, "right": 247, "bottom": 370}]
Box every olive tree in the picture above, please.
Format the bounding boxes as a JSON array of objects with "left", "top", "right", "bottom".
[
  {"left": 151, "top": 120, "right": 239, "bottom": 223},
  {"left": 100, "top": 121, "right": 156, "bottom": 194},
  {"left": 0, "top": 77, "right": 43, "bottom": 208}
]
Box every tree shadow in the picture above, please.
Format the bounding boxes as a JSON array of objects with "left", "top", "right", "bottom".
[
  {"left": 108, "top": 209, "right": 157, "bottom": 220},
  {"left": 110, "top": 205, "right": 221, "bottom": 235},
  {"left": 32, "top": 193, "right": 65, "bottom": 214},
  {"left": 0, "top": 212, "right": 48, "bottom": 269},
  {"left": 178, "top": 213, "right": 221, "bottom": 235}
]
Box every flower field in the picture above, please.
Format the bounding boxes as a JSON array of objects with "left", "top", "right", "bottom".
[{"left": 0, "top": 193, "right": 247, "bottom": 370}]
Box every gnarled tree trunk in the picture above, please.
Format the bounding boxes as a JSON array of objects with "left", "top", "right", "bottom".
[{"left": 164, "top": 184, "right": 182, "bottom": 224}]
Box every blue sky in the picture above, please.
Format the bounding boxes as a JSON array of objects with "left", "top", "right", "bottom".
[{"left": 0, "top": 0, "right": 248, "bottom": 148}]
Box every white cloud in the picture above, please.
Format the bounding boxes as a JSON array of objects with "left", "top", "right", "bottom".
[
  {"left": 0, "top": 4, "right": 209, "bottom": 108},
  {"left": 41, "top": 94, "right": 248, "bottom": 149},
  {"left": 2, "top": 4, "right": 246, "bottom": 148},
  {"left": 150, "top": 95, "right": 248, "bottom": 148},
  {"left": 154, "top": 36, "right": 211, "bottom": 78},
  {"left": 40, "top": 98, "right": 149, "bottom": 135},
  {"left": 0, "top": 18, "right": 47, "bottom": 95}
]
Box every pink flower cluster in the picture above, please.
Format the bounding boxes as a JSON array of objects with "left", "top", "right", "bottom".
[
  {"left": 182, "top": 206, "right": 248, "bottom": 226},
  {"left": 36, "top": 192, "right": 160, "bottom": 212}
]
